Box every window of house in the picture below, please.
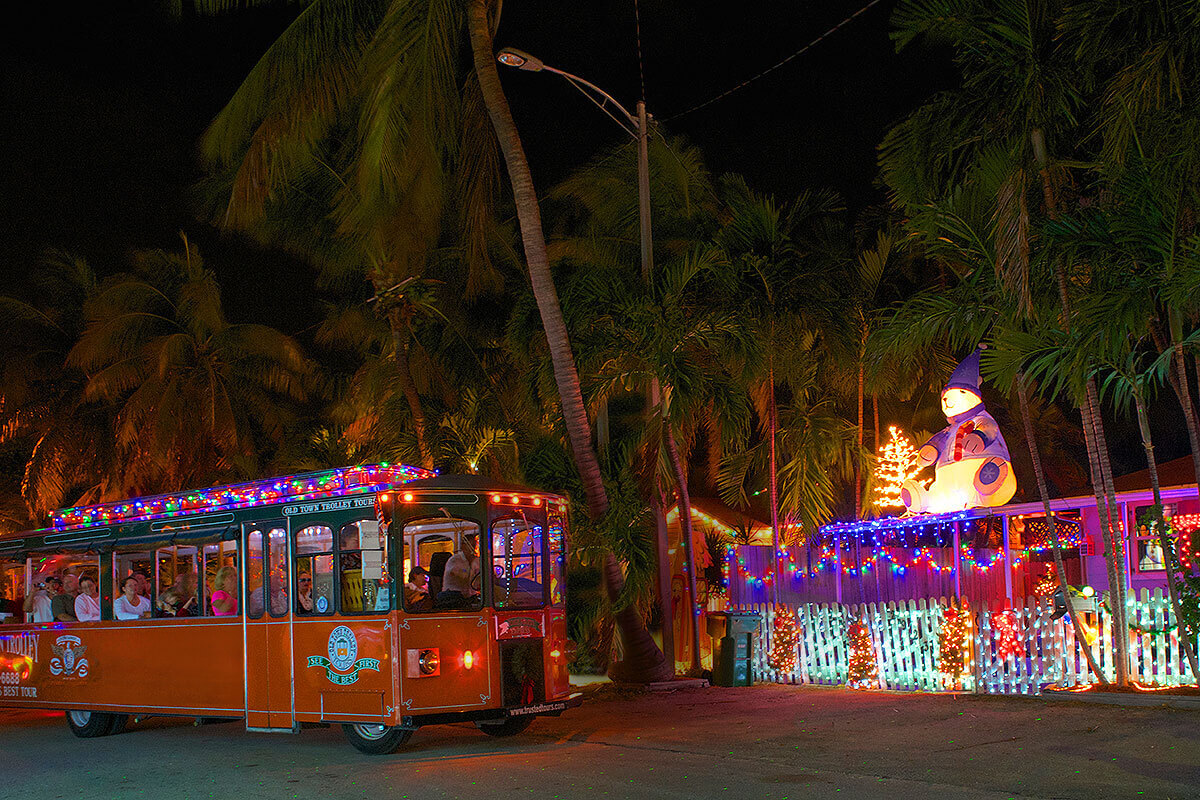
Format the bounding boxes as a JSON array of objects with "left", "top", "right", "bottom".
[{"left": 1133, "top": 504, "right": 1175, "bottom": 573}]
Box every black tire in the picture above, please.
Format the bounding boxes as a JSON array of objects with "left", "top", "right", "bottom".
[
  {"left": 341, "top": 723, "right": 414, "bottom": 755},
  {"left": 65, "top": 710, "right": 118, "bottom": 738},
  {"left": 475, "top": 715, "right": 533, "bottom": 737},
  {"left": 107, "top": 715, "right": 129, "bottom": 736}
]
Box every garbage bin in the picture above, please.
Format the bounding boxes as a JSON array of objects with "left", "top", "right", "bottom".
[{"left": 706, "top": 611, "right": 761, "bottom": 687}]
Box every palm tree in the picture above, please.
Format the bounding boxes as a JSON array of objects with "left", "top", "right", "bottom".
[
  {"left": 196, "top": 0, "right": 672, "bottom": 681},
  {"left": 67, "top": 238, "right": 314, "bottom": 494},
  {"left": 714, "top": 178, "right": 849, "bottom": 591},
  {"left": 466, "top": 0, "right": 671, "bottom": 682},
  {"left": 884, "top": 0, "right": 1136, "bottom": 683},
  {"left": 0, "top": 252, "right": 117, "bottom": 518},
  {"left": 578, "top": 246, "right": 757, "bottom": 672}
]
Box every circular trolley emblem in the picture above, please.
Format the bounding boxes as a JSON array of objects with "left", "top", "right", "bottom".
[
  {"left": 328, "top": 625, "right": 358, "bottom": 671},
  {"left": 306, "top": 625, "right": 380, "bottom": 686}
]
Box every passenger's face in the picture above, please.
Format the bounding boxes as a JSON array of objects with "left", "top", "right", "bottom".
[
  {"left": 63, "top": 575, "right": 79, "bottom": 594},
  {"left": 80, "top": 579, "right": 97, "bottom": 596},
  {"left": 123, "top": 578, "right": 139, "bottom": 598}
]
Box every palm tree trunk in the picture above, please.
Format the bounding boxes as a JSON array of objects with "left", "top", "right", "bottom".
[
  {"left": 1134, "top": 391, "right": 1200, "bottom": 681},
  {"left": 1087, "top": 378, "right": 1132, "bottom": 683},
  {"left": 873, "top": 394, "right": 879, "bottom": 452},
  {"left": 467, "top": 0, "right": 670, "bottom": 683},
  {"left": 767, "top": 362, "right": 782, "bottom": 607},
  {"left": 652, "top": 488, "right": 675, "bottom": 675},
  {"left": 1080, "top": 386, "right": 1129, "bottom": 686},
  {"left": 1168, "top": 335, "right": 1200, "bottom": 494},
  {"left": 390, "top": 328, "right": 434, "bottom": 470},
  {"left": 1033, "top": 126, "right": 1130, "bottom": 684},
  {"left": 856, "top": 353, "right": 864, "bottom": 519},
  {"left": 1018, "top": 376, "right": 1106, "bottom": 683},
  {"left": 663, "top": 424, "right": 702, "bottom": 674}
]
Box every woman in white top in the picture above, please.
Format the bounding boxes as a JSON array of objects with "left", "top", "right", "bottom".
[
  {"left": 74, "top": 576, "right": 101, "bottom": 622},
  {"left": 114, "top": 576, "right": 151, "bottom": 620}
]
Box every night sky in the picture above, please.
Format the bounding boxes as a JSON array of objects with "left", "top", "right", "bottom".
[{"left": 0, "top": 1, "right": 1178, "bottom": 473}]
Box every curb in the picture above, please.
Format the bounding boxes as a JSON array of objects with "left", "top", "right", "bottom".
[{"left": 1041, "top": 688, "right": 1200, "bottom": 710}]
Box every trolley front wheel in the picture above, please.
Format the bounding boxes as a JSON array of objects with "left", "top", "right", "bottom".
[
  {"left": 475, "top": 715, "right": 533, "bottom": 737},
  {"left": 341, "top": 723, "right": 414, "bottom": 755}
]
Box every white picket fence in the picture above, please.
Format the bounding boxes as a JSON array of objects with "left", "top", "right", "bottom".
[{"left": 741, "top": 587, "right": 1199, "bottom": 694}]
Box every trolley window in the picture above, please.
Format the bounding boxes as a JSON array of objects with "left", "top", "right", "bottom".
[
  {"left": 296, "top": 525, "right": 334, "bottom": 615},
  {"left": 401, "top": 518, "right": 482, "bottom": 613},
  {"left": 491, "top": 517, "right": 545, "bottom": 609}
]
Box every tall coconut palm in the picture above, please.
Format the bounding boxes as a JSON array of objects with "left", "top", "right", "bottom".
[
  {"left": 466, "top": 0, "right": 671, "bottom": 681},
  {"left": 885, "top": 0, "right": 1135, "bottom": 683},
  {"left": 197, "top": 0, "right": 671, "bottom": 681}
]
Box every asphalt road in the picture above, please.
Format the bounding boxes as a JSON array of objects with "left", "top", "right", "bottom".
[{"left": 4, "top": 684, "right": 1200, "bottom": 800}]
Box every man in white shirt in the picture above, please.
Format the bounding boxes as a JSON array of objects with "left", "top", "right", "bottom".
[
  {"left": 24, "top": 576, "right": 57, "bottom": 623},
  {"left": 438, "top": 535, "right": 480, "bottom": 608}
]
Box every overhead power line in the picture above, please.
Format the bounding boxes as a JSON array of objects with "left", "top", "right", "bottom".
[{"left": 662, "top": 0, "right": 890, "bottom": 122}]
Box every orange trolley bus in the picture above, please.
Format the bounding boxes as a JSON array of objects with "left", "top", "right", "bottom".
[{"left": 0, "top": 464, "right": 579, "bottom": 753}]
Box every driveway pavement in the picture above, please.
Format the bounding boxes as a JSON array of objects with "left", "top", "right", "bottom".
[{"left": 3, "top": 684, "right": 1199, "bottom": 799}]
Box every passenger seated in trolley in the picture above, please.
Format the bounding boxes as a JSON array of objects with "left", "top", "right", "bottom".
[
  {"left": 114, "top": 575, "right": 151, "bottom": 619},
  {"left": 297, "top": 572, "right": 313, "bottom": 613},
  {"left": 404, "top": 566, "right": 432, "bottom": 612},
  {"left": 436, "top": 534, "right": 480, "bottom": 609}
]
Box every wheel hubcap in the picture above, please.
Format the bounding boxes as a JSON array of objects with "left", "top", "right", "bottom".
[
  {"left": 68, "top": 711, "right": 92, "bottom": 726},
  {"left": 353, "top": 724, "right": 389, "bottom": 740}
]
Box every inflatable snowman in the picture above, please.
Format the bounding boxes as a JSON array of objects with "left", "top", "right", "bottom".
[{"left": 900, "top": 348, "right": 1016, "bottom": 514}]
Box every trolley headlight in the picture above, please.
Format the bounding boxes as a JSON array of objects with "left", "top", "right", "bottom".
[{"left": 406, "top": 647, "right": 441, "bottom": 677}]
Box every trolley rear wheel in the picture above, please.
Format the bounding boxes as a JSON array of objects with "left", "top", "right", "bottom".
[
  {"left": 475, "top": 716, "right": 533, "bottom": 737},
  {"left": 341, "top": 723, "right": 414, "bottom": 755},
  {"left": 65, "top": 710, "right": 121, "bottom": 738}
]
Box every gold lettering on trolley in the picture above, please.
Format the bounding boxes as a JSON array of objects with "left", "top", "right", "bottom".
[{"left": 0, "top": 633, "right": 38, "bottom": 663}]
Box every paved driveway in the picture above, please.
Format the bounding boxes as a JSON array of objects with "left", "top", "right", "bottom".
[{"left": 4, "top": 684, "right": 1199, "bottom": 799}]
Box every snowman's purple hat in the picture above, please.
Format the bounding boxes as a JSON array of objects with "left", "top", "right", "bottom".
[{"left": 943, "top": 347, "right": 982, "bottom": 396}]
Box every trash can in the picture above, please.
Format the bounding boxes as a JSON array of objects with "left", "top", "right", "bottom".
[{"left": 706, "top": 611, "right": 761, "bottom": 687}]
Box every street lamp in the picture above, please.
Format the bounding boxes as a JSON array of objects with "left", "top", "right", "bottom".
[
  {"left": 496, "top": 46, "right": 653, "bottom": 279},
  {"left": 499, "top": 46, "right": 691, "bottom": 673}
]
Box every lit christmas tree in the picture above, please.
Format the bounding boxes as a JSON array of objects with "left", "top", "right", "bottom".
[
  {"left": 938, "top": 605, "right": 971, "bottom": 690},
  {"left": 873, "top": 426, "right": 921, "bottom": 512},
  {"left": 767, "top": 606, "right": 800, "bottom": 674},
  {"left": 846, "top": 620, "right": 878, "bottom": 689}
]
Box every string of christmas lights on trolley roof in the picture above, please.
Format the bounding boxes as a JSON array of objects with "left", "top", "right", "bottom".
[{"left": 52, "top": 463, "right": 436, "bottom": 530}]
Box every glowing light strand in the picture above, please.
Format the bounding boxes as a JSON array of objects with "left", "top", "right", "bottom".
[{"left": 52, "top": 463, "right": 435, "bottom": 530}]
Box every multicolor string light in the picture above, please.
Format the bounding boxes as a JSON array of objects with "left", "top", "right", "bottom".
[{"left": 52, "top": 463, "right": 435, "bottom": 530}]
